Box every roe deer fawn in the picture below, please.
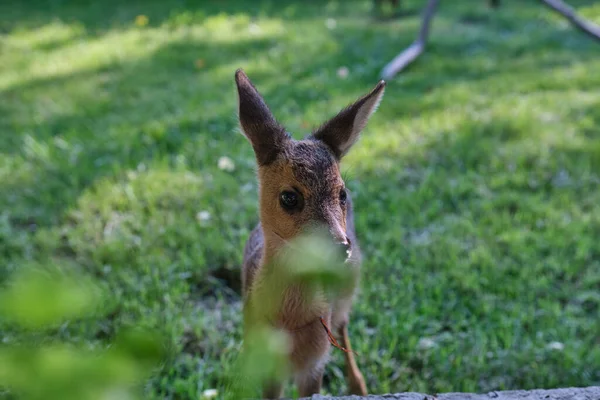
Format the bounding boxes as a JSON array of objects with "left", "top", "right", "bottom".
[{"left": 236, "top": 69, "right": 385, "bottom": 399}]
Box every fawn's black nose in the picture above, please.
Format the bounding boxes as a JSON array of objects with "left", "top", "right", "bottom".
[{"left": 335, "top": 237, "right": 352, "bottom": 260}]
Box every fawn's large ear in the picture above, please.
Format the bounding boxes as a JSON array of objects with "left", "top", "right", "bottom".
[
  {"left": 311, "top": 81, "right": 385, "bottom": 159},
  {"left": 235, "top": 69, "right": 289, "bottom": 165}
]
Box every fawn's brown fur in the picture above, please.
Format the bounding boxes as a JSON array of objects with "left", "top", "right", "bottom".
[{"left": 236, "top": 69, "right": 385, "bottom": 399}]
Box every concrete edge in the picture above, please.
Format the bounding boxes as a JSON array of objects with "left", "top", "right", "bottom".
[{"left": 298, "top": 386, "right": 600, "bottom": 400}]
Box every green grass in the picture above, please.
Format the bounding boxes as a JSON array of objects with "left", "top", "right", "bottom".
[{"left": 1, "top": 0, "right": 600, "bottom": 398}]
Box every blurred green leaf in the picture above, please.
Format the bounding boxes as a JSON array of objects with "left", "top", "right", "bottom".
[
  {"left": 282, "top": 229, "right": 354, "bottom": 291},
  {"left": 225, "top": 228, "right": 355, "bottom": 398},
  {"left": 0, "top": 266, "right": 166, "bottom": 400},
  {"left": 0, "top": 265, "right": 107, "bottom": 329},
  {"left": 112, "top": 327, "right": 169, "bottom": 368},
  {"left": 0, "top": 337, "right": 162, "bottom": 400},
  {"left": 225, "top": 325, "right": 291, "bottom": 400}
]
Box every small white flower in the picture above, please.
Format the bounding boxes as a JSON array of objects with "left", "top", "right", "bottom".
[
  {"left": 364, "top": 327, "right": 376, "bottom": 336},
  {"left": 175, "top": 154, "right": 186, "bottom": 167},
  {"left": 218, "top": 156, "right": 235, "bottom": 172},
  {"left": 248, "top": 23, "right": 261, "bottom": 35},
  {"left": 552, "top": 169, "right": 571, "bottom": 188},
  {"left": 417, "top": 337, "right": 437, "bottom": 350},
  {"left": 196, "top": 211, "right": 211, "bottom": 222},
  {"left": 201, "top": 389, "right": 218, "bottom": 399},
  {"left": 547, "top": 341, "right": 564, "bottom": 351},
  {"left": 326, "top": 18, "right": 337, "bottom": 29},
  {"left": 337, "top": 66, "right": 349, "bottom": 79}
]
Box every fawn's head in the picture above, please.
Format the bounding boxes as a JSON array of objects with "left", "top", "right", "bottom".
[{"left": 235, "top": 69, "right": 385, "bottom": 258}]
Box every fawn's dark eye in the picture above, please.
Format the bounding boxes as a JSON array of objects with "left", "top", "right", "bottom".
[
  {"left": 339, "top": 188, "right": 347, "bottom": 205},
  {"left": 280, "top": 190, "right": 302, "bottom": 211}
]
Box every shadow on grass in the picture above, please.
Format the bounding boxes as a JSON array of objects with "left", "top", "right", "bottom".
[{"left": 0, "top": 30, "right": 290, "bottom": 224}]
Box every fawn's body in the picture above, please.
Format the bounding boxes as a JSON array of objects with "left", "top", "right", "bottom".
[{"left": 236, "top": 69, "right": 385, "bottom": 398}]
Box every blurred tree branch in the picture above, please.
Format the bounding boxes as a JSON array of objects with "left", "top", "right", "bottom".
[
  {"left": 380, "top": 0, "right": 600, "bottom": 80},
  {"left": 541, "top": 0, "right": 600, "bottom": 41},
  {"left": 380, "top": 0, "right": 439, "bottom": 80}
]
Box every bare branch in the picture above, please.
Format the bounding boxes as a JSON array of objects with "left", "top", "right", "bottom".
[
  {"left": 380, "top": 0, "right": 440, "bottom": 80},
  {"left": 541, "top": 0, "right": 600, "bottom": 41}
]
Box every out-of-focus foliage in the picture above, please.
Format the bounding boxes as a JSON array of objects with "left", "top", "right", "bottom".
[
  {"left": 0, "top": 266, "right": 167, "bottom": 400},
  {"left": 0, "top": 266, "right": 105, "bottom": 329},
  {"left": 226, "top": 326, "right": 292, "bottom": 399},
  {"left": 276, "top": 227, "right": 356, "bottom": 295},
  {"left": 226, "top": 229, "right": 353, "bottom": 399}
]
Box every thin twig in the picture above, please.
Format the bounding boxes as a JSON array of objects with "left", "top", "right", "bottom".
[
  {"left": 541, "top": 0, "right": 600, "bottom": 41},
  {"left": 380, "top": 0, "right": 440, "bottom": 80}
]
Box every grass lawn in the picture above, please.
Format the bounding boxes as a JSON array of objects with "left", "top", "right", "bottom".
[{"left": 1, "top": 0, "right": 600, "bottom": 398}]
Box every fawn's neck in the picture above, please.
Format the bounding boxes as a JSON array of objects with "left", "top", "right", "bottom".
[{"left": 248, "top": 229, "right": 329, "bottom": 330}]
